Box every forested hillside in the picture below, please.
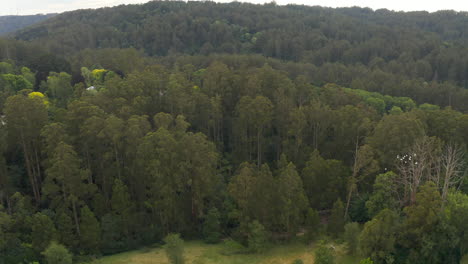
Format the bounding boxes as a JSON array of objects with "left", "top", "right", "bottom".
[
  {"left": 2, "top": 1, "right": 468, "bottom": 264},
  {"left": 0, "top": 14, "right": 56, "bottom": 35}
]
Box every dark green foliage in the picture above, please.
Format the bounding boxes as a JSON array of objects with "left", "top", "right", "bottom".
[
  {"left": 276, "top": 160, "right": 308, "bottom": 234},
  {"left": 55, "top": 211, "right": 78, "bottom": 249},
  {"left": 42, "top": 242, "right": 73, "bottom": 264},
  {"left": 3, "top": 2, "right": 468, "bottom": 262},
  {"left": 164, "top": 233, "right": 185, "bottom": 264},
  {"left": 203, "top": 208, "right": 222, "bottom": 244},
  {"left": 79, "top": 206, "right": 101, "bottom": 254},
  {"left": 314, "top": 241, "right": 335, "bottom": 264},
  {"left": 366, "top": 172, "right": 398, "bottom": 218},
  {"left": 110, "top": 178, "right": 134, "bottom": 244},
  {"left": 359, "top": 209, "right": 399, "bottom": 264},
  {"left": 399, "top": 182, "right": 459, "bottom": 264},
  {"left": 31, "top": 212, "right": 57, "bottom": 253},
  {"left": 302, "top": 151, "right": 349, "bottom": 209},
  {"left": 304, "top": 208, "right": 321, "bottom": 242},
  {"left": 348, "top": 193, "right": 370, "bottom": 223},
  {"left": 100, "top": 213, "right": 125, "bottom": 254},
  {"left": 446, "top": 192, "right": 468, "bottom": 259},
  {"left": 292, "top": 259, "right": 304, "bottom": 264},
  {"left": 343, "top": 222, "right": 360, "bottom": 255},
  {"left": 327, "top": 199, "right": 345, "bottom": 237},
  {"left": 247, "top": 220, "right": 269, "bottom": 253}
]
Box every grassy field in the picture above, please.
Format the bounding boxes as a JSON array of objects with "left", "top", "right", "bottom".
[{"left": 85, "top": 240, "right": 359, "bottom": 264}]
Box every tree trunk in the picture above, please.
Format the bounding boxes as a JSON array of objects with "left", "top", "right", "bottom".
[
  {"left": 21, "top": 132, "right": 40, "bottom": 204},
  {"left": 257, "top": 129, "right": 261, "bottom": 167},
  {"left": 114, "top": 143, "right": 121, "bottom": 179},
  {"left": 345, "top": 138, "right": 360, "bottom": 219},
  {"left": 72, "top": 199, "right": 81, "bottom": 236}
]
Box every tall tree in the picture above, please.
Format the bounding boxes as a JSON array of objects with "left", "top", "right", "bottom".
[
  {"left": 235, "top": 96, "right": 273, "bottom": 166},
  {"left": 4, "top": 93, "right": 48, "bottom": 203},
  {"left": 43, "top": 142, "right": 95, "bottom": 236},
  {"left": 366, "top": 172, "right": 399, "bottom": 218},
  {"left": 327, "top": 199, "right": 345, "bottom": 237},
  {"left": 276, "top": 156, "right": 308, "bottom": 234}
]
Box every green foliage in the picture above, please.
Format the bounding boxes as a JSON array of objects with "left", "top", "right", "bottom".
[
  {"left": 1, "top": 73, "right": 33, "bottom": 92},
  {"left": 399, "top": 182, "right": 458, "bottom": 264},
  {"left": 366, "top": 172, "right": 398, "bottom": 218},
  {"left": 46, "top": 72, "right": 73, "bottom": 107},
  {"left": 314, "top": 241, "right": 335, "bottom": 264},
  {"left": 302, "top": 151, "right": 349, "bottom": 209},
  {"left": 304, "top": 208, "right": 321, "bottom": 242},
  {"left": 42, "top": 242, "right": 73, "bottom": 264},
  {"left": 446, "top": 192, "right": 468, "bottom": 258},
  {"left": 327, "top": 199, "right": 345, "bottom": 237},
  {"left": 31, "top": 212, "right": 57, "bottom": 253},
  {"left": 247, "top": 220, "right": 269, "bottom": 253},
  {"left": 276, "top": 160, "right": 308, "bottom": 234},
  {"left": 100, "top": 213, "right": 125, "bottom": 254},
  {"left": 219, "top": 239, "right": 248, "bottom": 255},
  {"left": 292, "top": 259, "right": 304, "bottom": 264},
  {"left": 359, "top": 258, "right": 374, "bottom": 264},
  {"left": 164, "top": 233, "right": 185, "bottom": 264},
  {"left": 0, "top": 62, "right": 13, "bottom": 74},
  {"left": 368, "top": 113, "right": 425, "bottom": 168},
  {"left": 110, "top": 178, "right": 134, "bottom": 241},
  {"left": 6, "top": 3, "right": 468, "bottom": 261},
  {"left": 203, "top": 208, "right": 222, "bottom": 244},
  {"left": 343, "top": 222, "right": 360, "bottom": 255},
  {"left": 56, "top": 211, "right": 78, "bottom": 249},
  {"left": 348, "top": 194, "right": 370, "bottom": 223},
  {"left": 359, "top": 209, "right": 399, "bottom": 264},
  {"left": 79, "top": 206, "right": 101, "bottom": 253}
]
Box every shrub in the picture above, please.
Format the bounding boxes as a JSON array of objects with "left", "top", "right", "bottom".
[
  {"left": 248, "top": 220, "right": 269, "bottom": 253},
  {"left": 164, "top": 233, "right": 185, "bottom": 264},
  {"left": 314, "top": 240, "right": 335, "bottom": 264},
  {"left": 42, "top": 242, "right": 72, "bottom": 264}
]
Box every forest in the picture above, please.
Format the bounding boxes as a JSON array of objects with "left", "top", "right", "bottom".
[
  {"left": 2, "top": 1, "right": 468, "bottom": 264},
  {"left": 0, "top": 14, "right": 56, "bottom": 36}
]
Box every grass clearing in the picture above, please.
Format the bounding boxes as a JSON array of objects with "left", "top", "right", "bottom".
[{"left": 85, "top": 240, "right": 360, "bottom": 264}]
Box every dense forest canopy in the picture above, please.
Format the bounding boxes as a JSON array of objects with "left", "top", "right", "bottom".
[{"left": 2, "top": 1, "right": 468, "bottom": 264}]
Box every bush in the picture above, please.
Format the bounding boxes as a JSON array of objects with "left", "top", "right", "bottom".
[
  {"left": 164, "top": 233, "right": 185, "bottom": 264},
  {"left": 314, "top": 240, "right": 335, "bottom": 264},
  {"left": 42, "top": 242, "right": 72, "bottom": 264},
  {"left": 247, "top": 220, "right": 269, "bottom": 253},
  {"left": 359, "top": 258, "right": 374, "bottom": 264},
  {"left": 220, "top": 239, "right": 247, "bottom": 255},
  {"left": 292, "top": 259, "right": 304, "bottom": 264}
]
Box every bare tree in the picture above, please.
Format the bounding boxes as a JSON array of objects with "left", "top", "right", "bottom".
[
  {"left": 396, "top": 137, "right": 466, "bottom": 207},
  {"left": 440, "top": 144, "right": 465, "bottom": 204},
  {"left": 396, "top": 136, "right": 441, "bottom": 206}
]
